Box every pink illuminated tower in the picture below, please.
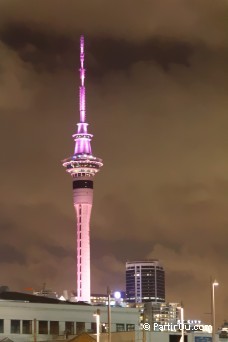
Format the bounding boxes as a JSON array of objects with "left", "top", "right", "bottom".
[{"left": 62, "top": 36, "right": 103, "bottom": 302}]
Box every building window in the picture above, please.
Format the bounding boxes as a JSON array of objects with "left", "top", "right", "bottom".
[
  {"left": 22, "top": 320, "right": 32, "bottom": 334},
  {"left": 11, "top": 320, "right": 20, "bottom": 334},
  {"left": 65, "top": 322, "right": 74, "bottom": 335},
  {"left": 91, "top": 322, "right": 96, "bottom": 333},
  {"left": 0, "top": 320, "right": 4, "bottom": 333},
  {"left": 126, "top": 324, "right": 135, "bottom": 331},
  {"left": 76, "top": 322, "right": 85, "bottom": 335},
  {"left": 50, "top": 321, "right": 59, "bottom": 335},
  {"left": 116, "top": 323, "right": 125, "bottom": 332},
  {"left": 39, "top": 321, "right": 48, "bottom": 334}
]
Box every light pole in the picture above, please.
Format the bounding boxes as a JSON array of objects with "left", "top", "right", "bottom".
[
  {"left": 94, "top": 309, "right": 100, "bottom": 342},
  {"left": 211, "top": 279, "right": 219, "bottom": 342},
  {"left": 107, "top": 286, "right": 111, "bottom": 342},
  {"left": 177, "top": 304, "right": 184, "bottom": 342},
  {"left": 180, "top": 306, "right": 184, "bottom": 342}
]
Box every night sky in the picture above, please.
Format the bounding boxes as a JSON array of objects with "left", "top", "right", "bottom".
[{"left": 0, "top": 0, "right": 227, "bottom": 326}]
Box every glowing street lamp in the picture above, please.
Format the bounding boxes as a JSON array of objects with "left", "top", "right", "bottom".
[
  {"left": 107, "top": 286, "right": 111, "bottom": 342},
  {"left": 114, "top": 291, "right": 121, "bottom": 300},
  {"left": 211, "top": 279, "right": 219, "bottom": 342},
  {"left": 177, "top": 305, "right": 184, "bottom": 342},
  {"left": 93, "top": 309, "right": 100, "bottom": 342}
]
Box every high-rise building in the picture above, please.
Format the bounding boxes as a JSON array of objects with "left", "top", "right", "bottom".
[
  {"left": 144, "top": 302, "right": 180, "bottom": 329},
  {"left": 126, "top": 260, "right": 165, "bottom": 303},
  {"left": 62, "top": 36, "right": 103, "bottom": 302}
]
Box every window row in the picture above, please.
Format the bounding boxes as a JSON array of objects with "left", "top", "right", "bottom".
[
  {"left": 0, "top": 320, "right": 84, "bottom": 335},
  {"left": 116, "top": 324, "right": 135, "bottom": 332},
  {"left": 0, "top": 320, "right": 135, "bottom": 335}
]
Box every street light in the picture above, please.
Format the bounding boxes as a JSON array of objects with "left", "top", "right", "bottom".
[
  {"left": 107, "top": 286, "right": 111, "bottom": 342},
  {"left": 93, "top": 309, "right": 100, "bottom": 342},
  {"left": 177, "top": 304, "right": 184, "bottom": 342},
  {"left": 211, "top": 279, "right": 219, "bottom": 342}
]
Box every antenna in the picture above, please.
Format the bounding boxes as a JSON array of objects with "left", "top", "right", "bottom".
[{"left": 79, "top": 35, "right": 86, "bottom": 123}]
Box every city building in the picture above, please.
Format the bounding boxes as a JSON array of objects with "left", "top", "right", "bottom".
[
  {"left": 90, "top": 291, "right": 126, "bottom": 306},
  {"left": 62, "top": 36, "right": 103, "bottom": 303},
  {"left": 0, "top": 291, "right": 139, "bottom": 342},
  {"left": 144, "top": 302, "right": 180, "bottom": 329},
  {"left": 218, "top": 320, "right": 228, "bottom": 339},
  {"left": 126, "top": 260, "right": 165, "bottom": 303}
]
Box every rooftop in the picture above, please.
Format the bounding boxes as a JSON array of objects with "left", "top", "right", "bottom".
[{"left": 0, "top": 291, "right": 90, "bottom": 305}]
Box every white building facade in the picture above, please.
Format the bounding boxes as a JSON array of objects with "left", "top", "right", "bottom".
[{"left": 0, "top": 300, "right": 140, "bottom": 341}]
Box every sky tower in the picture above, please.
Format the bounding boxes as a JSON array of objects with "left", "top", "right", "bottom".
[{"left": 62, "top": 36, "right": 103, "bottom": 302}]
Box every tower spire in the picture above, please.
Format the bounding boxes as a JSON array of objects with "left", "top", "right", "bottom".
[
  {"left": 73, "top": 35, "right": 91, "bottom": 153},
  {"left": 79, "top": 36, "right": 86, "bottom": 123}
]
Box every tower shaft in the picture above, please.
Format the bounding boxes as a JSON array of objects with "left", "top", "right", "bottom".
[{"left": 74, "top": 179, "right": 93, "bottom": 301}]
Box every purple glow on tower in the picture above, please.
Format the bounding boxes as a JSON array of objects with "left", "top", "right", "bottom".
[
  {"left": 72, "top": 36, "right": 93, "bottom": 155},
  {"left": 79, "top": 36, "right": 86, "bottom": 125},
  {"left": 62, "top": 35, "right": 103, "bottom": 303}
]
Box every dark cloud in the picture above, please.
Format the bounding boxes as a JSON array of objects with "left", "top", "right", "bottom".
[
  {"left": 0, "top": 244, "right": 26, "bottom": 265},
  {"left": 43, "top": 244, "right": 74, "bottom": 259},
  {"left": 0, "top": 0, "right": 227, "bottom": 327},
  {"left": 0, "top": 0, "right": 227, "bottom": 46}
]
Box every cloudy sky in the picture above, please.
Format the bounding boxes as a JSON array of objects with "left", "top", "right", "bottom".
[{"left": 0, "top": 0, "right": 228, "bottom": 325}]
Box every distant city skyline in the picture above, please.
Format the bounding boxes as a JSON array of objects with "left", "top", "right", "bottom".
[{"left": 0, "top": 0, "right": 227, "bottom": 327}]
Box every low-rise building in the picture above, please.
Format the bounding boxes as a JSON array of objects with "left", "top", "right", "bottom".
[{"left": 0, "top": 291, "right": 140, "bottom": 341}]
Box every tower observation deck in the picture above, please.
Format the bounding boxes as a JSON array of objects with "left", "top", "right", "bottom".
[{"left": 62, "top": 36, "right": 103, "bottom": 302}]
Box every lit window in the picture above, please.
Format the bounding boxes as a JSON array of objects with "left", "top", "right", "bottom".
[
  {"left": 116, "top": 323, "right": 125, "bottom": 332},
  {"left": 127, "top": 324, "right": 135, "bottom": 331}
]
